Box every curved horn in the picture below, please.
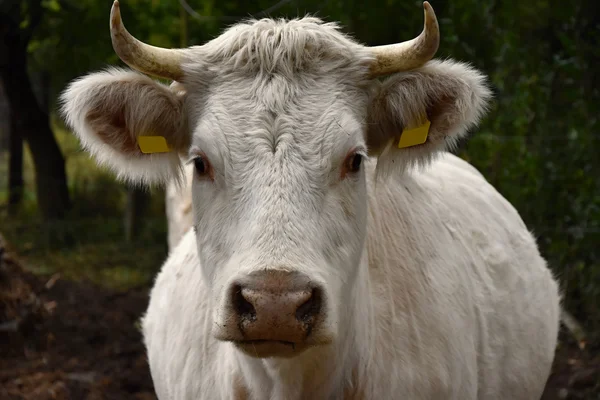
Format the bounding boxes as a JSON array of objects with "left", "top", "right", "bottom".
[
  {"left": 369, "top": 1, "right": 440, "bottom": 77},
  {"left": 110, "top": 0, "right": 185, "bottom": 81}
]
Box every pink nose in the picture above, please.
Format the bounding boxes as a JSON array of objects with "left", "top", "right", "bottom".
[{"left": 231, "top": 270, "right": 323, "bottom": 344}]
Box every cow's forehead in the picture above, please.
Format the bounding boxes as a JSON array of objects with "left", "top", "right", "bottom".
[{"left": 190, "top": 82, "right": 367, "bottom": 167}]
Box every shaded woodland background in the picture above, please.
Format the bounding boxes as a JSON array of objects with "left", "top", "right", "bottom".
[{"left": 0, "top": 0, "right": 599, "bottom": 398}]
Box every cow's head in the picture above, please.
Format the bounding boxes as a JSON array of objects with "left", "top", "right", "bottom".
[{"left": 61, "top": 1, "right": 491, "bottom": 358}]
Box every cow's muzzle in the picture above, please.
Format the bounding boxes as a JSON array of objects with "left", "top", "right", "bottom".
[{"left": 215, "top": 270, "right": 328, "bottom": 358}]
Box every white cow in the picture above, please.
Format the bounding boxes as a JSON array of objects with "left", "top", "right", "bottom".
[{"left": 61, "top": 1, "right": 560, "bottom": 399}]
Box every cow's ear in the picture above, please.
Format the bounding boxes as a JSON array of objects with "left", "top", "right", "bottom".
[
  {"left": 60, "top": 68, "right": 189, "bottom": 186},
  {"left": 366, "top": 59, "right": 492, "bottom": 175}
]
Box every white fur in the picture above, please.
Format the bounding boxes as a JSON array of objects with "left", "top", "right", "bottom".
[
  {"left": 166, "top": 162, "right": 194, "bottom": 251},
  {"left": 59, "top": 68, "right": 186, "bottom": 187},
  {"left": 62, "top": 16, "right": 560, "bottom": 400}
]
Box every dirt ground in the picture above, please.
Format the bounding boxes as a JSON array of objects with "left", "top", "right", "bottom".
[{"left": 1, "top": 234, "right": 598, "bottom": 400}]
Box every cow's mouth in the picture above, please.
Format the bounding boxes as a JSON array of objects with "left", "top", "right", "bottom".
[{"left": 232, "top": 340, "right": 308, "bottom": 358}]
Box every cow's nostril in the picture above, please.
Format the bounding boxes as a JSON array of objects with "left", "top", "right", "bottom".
[
  {"left": 295, "top": 288, "right": 322, "bottom": 323},
  {"left": 233, "top": 285, "right": 256, "bottom": 320}
]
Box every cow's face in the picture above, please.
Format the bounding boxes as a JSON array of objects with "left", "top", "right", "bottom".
[
  {"left": 61, "top": 3, "right": 491, "bottom": 358},
  {"left": 186, "top": 69, "right": 371, "bottom": 355}
]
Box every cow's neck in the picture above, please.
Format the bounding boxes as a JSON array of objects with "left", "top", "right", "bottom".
[{"left": 233, "top": 257, "right": 373, "bottom": 400}]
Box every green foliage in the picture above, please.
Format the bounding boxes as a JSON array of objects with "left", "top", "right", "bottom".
[{"left": 3, "top": 0, "right": 598, "bottom": 332}]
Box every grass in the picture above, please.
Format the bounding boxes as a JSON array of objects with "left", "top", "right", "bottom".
[{"left": 0, "top": 118, "right": 169, "bottom": 291}]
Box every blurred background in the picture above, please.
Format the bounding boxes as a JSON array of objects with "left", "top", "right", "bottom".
[{"left": 0, "top": 0, "right": 598, "bottom": 398}]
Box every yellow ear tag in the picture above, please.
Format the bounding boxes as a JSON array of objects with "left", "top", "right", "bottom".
[
  {"left": 137, "top": 136, "right": 172, "bottom": 154},
  {"left": 398, "top": 119, "right": 431, "bottom": 149}
]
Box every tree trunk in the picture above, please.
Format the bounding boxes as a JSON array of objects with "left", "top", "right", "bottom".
[
  {"left": 8, "top": 110, "right": 23, "bottom": 210},
  {"left": 3, "top": 61, "right": 70, "bottom": 219},
  {"left": 32, "top": 69, "right": 51, "bottom": 113},
  {"left": 0, "top": 80, "right": 22, "bottom": 210},
  {"left": 0, "top": 8, "right": 70, "bottom": 220},
  {"left": 0, "top": 81, "right": 7, "bottom": 149}
]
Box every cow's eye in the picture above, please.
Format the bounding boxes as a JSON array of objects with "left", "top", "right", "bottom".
[
  {"left": 341, "top": 151, "right": 363, "bottom": 180},
  {"left": 345, "top": 153, "right": 363, "bottom": 174},
  {"left": 194, "top": 156, "right": 207, "bottom": 174},
  {"left": 349, "top": 153, "right": 363, "bottom": 173},
  {"left": 193, "top": 156, "right": 213, "bottom": 180}
]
